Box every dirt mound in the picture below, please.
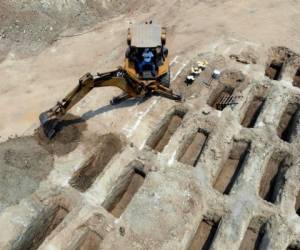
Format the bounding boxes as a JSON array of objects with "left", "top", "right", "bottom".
[
  {"left": 269, "top": 46, "right": 297, "bottom": 63},
  {"left": 229, "top": 50, "right": 258, "bottom": 64},
  {"left": 219, "top": 70, "right": 246, "bottom": 87},
  {"left": 0, "top": 0, "right": 142, "bottom": 62},
  {"left": 0, "top": 136, "right": 54, "bottom": 212},
  {"left": 34, "top": 113, "right": 87, "bottom": 156}
]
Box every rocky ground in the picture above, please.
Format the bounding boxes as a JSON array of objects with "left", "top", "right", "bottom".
[
  {"left": 0, "top": 0, "right": 143, "bottom": 62},
  {"left": 0, "top": 0, "right": 300, "bottom": 249}
]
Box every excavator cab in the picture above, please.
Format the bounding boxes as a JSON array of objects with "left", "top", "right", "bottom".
[
  {"left": 39, "top": 22, "right": 180, "bottom": 138},
  {"left": 125, "top": 23, "right": 170, "bottom": 86}
]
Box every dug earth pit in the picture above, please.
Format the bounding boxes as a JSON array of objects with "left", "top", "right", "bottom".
[
  {"left": 69, "top": 133, "right": 124, "bottom": 192},
  {"left": 34, "top": 113, "right": 87, "bottom": 156}
]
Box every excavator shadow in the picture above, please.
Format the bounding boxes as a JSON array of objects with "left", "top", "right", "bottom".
[
  {"left": 58, "top": 97, "right": 148, "bottom": 130},
  {"left": 81, "top": 98, "right": 145, "bottom": 121}
]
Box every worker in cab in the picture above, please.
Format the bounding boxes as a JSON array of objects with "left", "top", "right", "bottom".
[{"left": 138, "top": 48, "right": 155, "bottom": 76}]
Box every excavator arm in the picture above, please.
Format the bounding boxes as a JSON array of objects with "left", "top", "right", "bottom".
[
  {"left": 39, "top": 68, "right": 181, "bottom": 138},
  {"left": 39, "top": 68, "right": 138, "bottom": 138}
]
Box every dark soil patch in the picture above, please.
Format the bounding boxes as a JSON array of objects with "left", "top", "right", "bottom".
[
  {"left": 293, "top": 68, "right": 300, "bottom": 88},
  {"left": 259, "top": 155, "right": 290, "bottom": 203},
  {"left": 277, "top": 103, "right": 300, "bottom": 143},
  {"left": 0, "top": 136, "right": 54, "bottom": 212},
  {"left": 213, "top": 140, "right": 250, "bottom": 195},
  {"left": 219, "top": 70, "right": 246, "bottom": 87},
  {"left": 153, "top": 115, "right": 183, "bottom": 152},
  {"left": 147, "top": 110, "right": 186, "bottom": 152},
  {"left": 296, "top": 190, "right": 300, "bottom": 216},
  {"left": 259, "top": 157, "right": 280, "bottom": 202},
  {"left": 17, "top": 205, "right": 69, "bottom": 250},
  {"left": 69, "top": 133, "right": 123, "bottom": 192},
  {"left": 287, "top": 244, "right": 300, "bottom": 250},
  {"left": 229, "top": 50, "right": 258, "bottom": 64},
  {"left": 179, "top": 129, "right": 209, "bottom": 166},
  {"left": 107, "top": 168, "right": 146, "bottom": 218},
  {"left": 240, "top": 217, "right": 267, "bottom": 250},
  {"left": 34, "top": 113, "right": 87, "bottom": 156},
  {"left": 241, "top": 96, "right": 265, "bottom": 128},
  {"left": 265, "top": 47, "right": 298, "bottom": 81},
  {"left": 265, "top": 61, "right": 284, "bottom": 80},
  {"left": 30, "top": 207, "right": 68, "bottom": 250},
  {"left": 76, "top": 229, "right": 102, "bottom": 250},
  {"left": 188, "top": 218, "right": 220, "bottom": 250}
]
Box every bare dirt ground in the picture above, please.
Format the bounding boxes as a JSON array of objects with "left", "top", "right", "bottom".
[
  {"left": 1, "top": 0, "right": 300, "bottom": 249},
  {"left": 0, "top": 136, "right": 54, "bottom": 212},
  {"left": 0, "top": 0, "right": 141, "bottom": 62}
]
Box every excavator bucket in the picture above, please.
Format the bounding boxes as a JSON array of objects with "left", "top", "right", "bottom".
[{"left": 39, "top": 112, "right": 59, "bottom": 139}]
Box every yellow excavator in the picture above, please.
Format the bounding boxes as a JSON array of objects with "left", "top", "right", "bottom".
[{"left": 39, "top": 22, "right": 181, "bottom": 138}]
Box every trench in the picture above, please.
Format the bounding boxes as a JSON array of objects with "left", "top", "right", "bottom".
[
  {"left": 295, "top": 190, "right": 300, "bottom": 216},
  {"left": 208, "top": 86, "right": 235, "bottom": 111},
  {"left": 241, "top": 96, "right": 265, "bottom": 128},
  {"left": 69, "top": 134, "right": 123, "bottom": 192},
  {"left": 293, "top": 68, "right": 300, "bottom": 88},
  {"left": 106, "top": 168, "right": 146, "bottom": 218},
  {"left": 277, "top": 103, "right": 300, "bottom": 143},
  {"left": 287, "top": 244, "right": 300, "bottom": 250},
  {"left": 75, "top": 229, "right": 102, "bottom": 250},
  {"left": 17, "top": 206, "right": 69, "bottom": 250},
  {"left": 188, "top": 218, "right": 220, "bottom": 250},
  {"left": 239, "top": 217, "right": 267, "bottom": 250},
  {"left": 147, "top": 110, "right": 186, "bottom": 152},
  {"left": 213, "top": 141, "right": 250, "bottom": 195},
  {"left": 259, "top": 155, "right": 290, "bottom": 203},
  {"left": 265, "top": 60, "right": 284, "bottom": 80},
  {"left": 179, "top": 129, "right": 209, "bottom": 166}
]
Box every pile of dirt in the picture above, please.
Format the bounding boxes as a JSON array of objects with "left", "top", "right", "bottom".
[
  {"left": 0, "top": 136, "right": 54, "bottom": 212},
  {"left": 268, "top": 47, "right": 297, "bottom": 64},
  {"left": 219, "top": 70, "right": 246, "bottom": 87},
  {"left": 0, "top": 0, "right": 143, "bottom": 62},
  {"left": 265, "top": 47, "right": 300, "bottom": 81},
  {"left": 229, "top": 50, "right": 258, "bottom": 64},
  {"left": 34, "top": 113, "right": 87, "bottom": 156}
]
